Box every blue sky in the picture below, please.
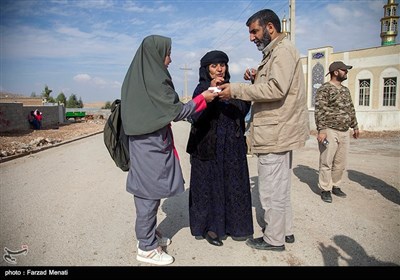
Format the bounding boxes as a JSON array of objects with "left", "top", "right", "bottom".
[{"left": 0, "top": 0, "right": 393, "bottom": 104}]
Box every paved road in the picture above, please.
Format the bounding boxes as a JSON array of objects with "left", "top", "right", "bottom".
[{"left": 1, "top": 121, "right": 399, "bottom": 267}]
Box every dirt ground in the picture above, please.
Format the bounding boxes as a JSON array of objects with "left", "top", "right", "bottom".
[
  {"left": 0, "top": 120, "right": 399, "bottom": 266},
  {"left": 309, "top": 129, "right": 400, "bottom": 138},
  {"left": 1, "top": 120, "right": 399, "bottom": 161},
  {"left": 0, "top": 120, "right": 106, "bottom": 159}
]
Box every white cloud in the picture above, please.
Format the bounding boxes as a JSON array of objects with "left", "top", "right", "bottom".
[
  {"left": 73, "top": 74, "right": 92, "bottom": 82},
  {"left": 229, "top": 63, "right": 243, "bottom": 75},
  {"left": 123, "top": 2, "right": 174, "bottom": 13},
  {"left": 73, "top": 73, "right": 116, "bottom": 89},
  {"left": 112, "top": 81, "right": 122, "bottom": 88},
  {"left": 92, "top": 77, "right": 107, "bottom": 86},
  {"left": 56, "top": 27, "right": 94, "bottom": 39},
  {"left": 0, "top": 0, "right": 393, "bottom": 103}
]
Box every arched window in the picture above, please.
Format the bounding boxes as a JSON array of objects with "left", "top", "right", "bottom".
[
  {"left": 391, "top": 19, "right": 397, "bottom": 32},
  {"left": 359, "top": 80, "right": 370, "bottom": 106},
  {"left": 311, "top": 62, "right": 324, "bottom": 107},
  {"left": 383, "top": 78, "right": 397, "bottom": 106},
  {"left": 382, "top": 21, "right": 389, "bottom": 32}
]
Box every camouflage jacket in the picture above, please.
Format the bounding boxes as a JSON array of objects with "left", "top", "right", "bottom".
[{"left": 314, "top": 82, "right": 358, "bottom": 133}]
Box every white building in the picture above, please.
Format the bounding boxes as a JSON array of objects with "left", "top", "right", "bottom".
[
  {"left": 302, "top": 44, "right": 399, "bottom": 131},
  {"left": 292, "top": 0, "right": 400, "bottom": 131}
]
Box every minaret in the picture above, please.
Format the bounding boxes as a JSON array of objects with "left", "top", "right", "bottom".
[
  {"left": 380, "top": 0, "right": 399, "bottom": 46},
  {"left": 282, "top": 16, "right": 290, "bottom": 39}
]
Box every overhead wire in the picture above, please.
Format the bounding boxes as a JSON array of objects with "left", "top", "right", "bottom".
[
  {"left": 186, "top": 0, "right": 260, "bottom": 66},
  {"left": 182, "top": 0, "right": 290, "bottom": 92},
  {"left": 217, "top": 0, "right": 293, "bottom": 51},
  {"left": 212, "top": 0, "right": 255, "bottom": 48}
]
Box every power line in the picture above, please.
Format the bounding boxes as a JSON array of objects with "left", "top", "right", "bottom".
[
  {"left": 214, "top": 0, "right": 278, "bottom": 51},
  {"left": 184, "top": 0, "right": 289, "bottom": 75},
  {"left": 186, "top": 1, "right": 260, "bottom": 66},
  {"left": 213, "top": 0, "right": 255, "bottom": 48},
  {"left": 179, "top": 64, "right": 192, "bottom": 102}
]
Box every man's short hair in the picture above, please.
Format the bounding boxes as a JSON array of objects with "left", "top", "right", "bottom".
[{"left": 246, "top": 9, "right": 281, "bottom": 32}]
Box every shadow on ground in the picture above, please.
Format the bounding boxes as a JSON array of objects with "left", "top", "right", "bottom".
[
  {"left": 293, "top": 165, "right": 320, "bottom": 195},
  {"left": 158, "top": 189, "right": 190, "bottom": 239},
  {"left": 348, "top": 169, "right": 400, "bottom": 205},
  {"left": 319, "top": 235, "right": 398, "bottom": 266}
]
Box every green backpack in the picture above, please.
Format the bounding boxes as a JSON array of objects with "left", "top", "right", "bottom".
[{"left": 103, "top": 99, "right": 130, "bottom": 171}]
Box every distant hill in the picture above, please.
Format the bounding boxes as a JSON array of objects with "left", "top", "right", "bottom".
[
  {"left": 84, "top": 101, "right": 106, "bottom": 109},
  {"left": 0, "top": 91, "right": 26, "bottom": 98},
  {"left": 1, "top": 92, "right": 107, "bottom": 108}
]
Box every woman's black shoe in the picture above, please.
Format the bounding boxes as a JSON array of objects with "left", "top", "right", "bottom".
[
  {"left": 231, "top": 236, "right": 249, "bottom": 242},
  {"left": 204, "top": 232, "right": 223, "bottom": 246}
]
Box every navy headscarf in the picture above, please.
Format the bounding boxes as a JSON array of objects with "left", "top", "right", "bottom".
[
  {"left": 187, "top": 50, "right": 234, "bottom": 159},
  {"left": 193, "top": 50, "right": 231, "bottom": 98}
]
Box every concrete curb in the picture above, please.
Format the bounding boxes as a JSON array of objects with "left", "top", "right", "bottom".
[{"left": 0, "top": 131, "right": 103, "bottom": 164}]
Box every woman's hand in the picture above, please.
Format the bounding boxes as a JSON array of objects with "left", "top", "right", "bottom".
[
  {"left": 201, "top": 90, "right": 218, "bottom": 103},
  {"left": 210, "top": 77, "right": 224, "bottom": 87}
]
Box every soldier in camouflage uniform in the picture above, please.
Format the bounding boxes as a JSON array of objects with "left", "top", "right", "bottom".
[{"left": 315, "top": 61, "right": 360, "bottom": 203}]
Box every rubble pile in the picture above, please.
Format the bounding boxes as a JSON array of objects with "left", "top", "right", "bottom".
[{"left": 0, "top": 137, "right": 62, "bottom": 158}]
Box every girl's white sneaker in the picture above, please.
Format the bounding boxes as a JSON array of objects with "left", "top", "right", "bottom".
[{"left": 136, "top": 247, "right": 174, "bottom": 265}]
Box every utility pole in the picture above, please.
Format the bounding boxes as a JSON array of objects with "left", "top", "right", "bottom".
[
  {"left": 180, "top": 64, "right": 192, "bottom": 102},
  {"left": 289, "top": 0, "right": 296, "bottom": 45}
]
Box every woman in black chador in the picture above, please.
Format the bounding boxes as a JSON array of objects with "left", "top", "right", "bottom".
[{"left": 186, "top": 50, "right": 253, "bottom": 246}]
